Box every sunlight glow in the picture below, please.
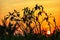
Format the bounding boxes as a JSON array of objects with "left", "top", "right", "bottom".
[{"left": 47, "top": 31, "right": 50, "bottom": 35}]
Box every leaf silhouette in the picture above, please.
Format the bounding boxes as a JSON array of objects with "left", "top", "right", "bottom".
[
  {"left": 8, "top": 12, "right": 11, "bottom": 15},
  {"left": 17, "top": 13, "right": 20, "bottom": 17},
  {"left": 4, "top": 16, "right": 9, "bottom": 20},
  {"left": 10, "top": 16, "right": 14, "bottom": 21},
  {"left": 14, "top": 10, "right": 20, "bottom": 17},
  {"left": 40, "top": 5, "right": 43, "bottom": 11},
  {"left": 14, "top": 19, "right": 20, "bottom": 21},
  {"left": 35, "top": 4, "right": 40, "bottom": 10},
  {"left": 14, "top": 10, "right": 19, "bottom": 13},
  {"left": 53, "top": 18, "right": 55, "bottom": 22},
  {"left": 38, "top": 12, "right": 42, "bottom": 16},
  {"left": 45, "top": 13, "right": 48, "bottom": 16}
]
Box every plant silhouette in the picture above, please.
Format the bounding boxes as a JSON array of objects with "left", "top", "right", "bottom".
[{"left": 0, "top": 4, "right": 60, "bottom": 40}]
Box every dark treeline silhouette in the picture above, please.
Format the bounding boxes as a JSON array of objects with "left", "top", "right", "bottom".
[{"left": 0, "top": 4, "right": 60, "bottom": 40}]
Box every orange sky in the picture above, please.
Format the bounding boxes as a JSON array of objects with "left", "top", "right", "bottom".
[{"left": 0, "top": 0, "right": 60, "bottom": 26}]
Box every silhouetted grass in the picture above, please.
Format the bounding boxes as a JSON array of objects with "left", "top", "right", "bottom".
[{"left": 0, "top": 4, "right": 60, "bottom": 40}]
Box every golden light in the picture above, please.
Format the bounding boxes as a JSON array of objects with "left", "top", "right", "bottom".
[{"left": 47, "top": 31, "right": 50, "bottom": 35}]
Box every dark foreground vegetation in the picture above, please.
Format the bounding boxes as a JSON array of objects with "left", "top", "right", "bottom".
[
  {"left": 0, "top": 32, "right": 60, "bottom": 40},
  {"left": 0, "top": 4, "right": 60, "bottom": 40}
]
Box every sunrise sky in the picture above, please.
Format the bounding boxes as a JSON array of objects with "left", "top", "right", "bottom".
[{"left": 0, "top": 0, "right": 60, "bottom": 26}]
